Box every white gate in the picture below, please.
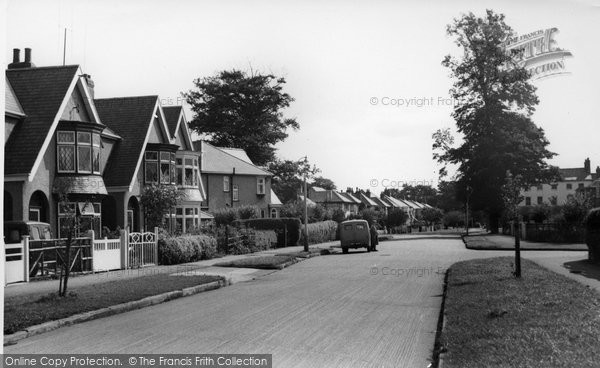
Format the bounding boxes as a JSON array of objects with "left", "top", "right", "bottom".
[
  {"left": 5, "top": 236, "right": 29, "bottom": 284},
  {"left": 93, "top": 237, "right": 123, "bottom": 272},
  {"left": 128, "top": 228, "right": 158, "bottom": 268}
]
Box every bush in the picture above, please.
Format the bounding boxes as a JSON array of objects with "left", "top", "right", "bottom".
[
  {"left": 585, "top": 208, "right": 600, "bottom": 262},
  {"left": 443, "top": 210, "right": 465, "bottom": 228},
  {"left": 216, "top": 226, "right": 276, "bottom": 255},
  {"left": 158, "top": 234, "right": 217, "bottom": 265},
  {"left": 562, "top": 194, "right": 592, "bottom": 224},
  {"left": 237, "top": 205, "right": 260, "bottom": 220},
  {"left": 234, "top": 217, "right": 302, "bottom": 247},
  {"left": 531, "top": 204, "right": 551, "bottom": 223},
  {"left": 331, "top": 208, "right": 346, "bottom": 223},
  {"left": 358, "top": 208, "right": 381, "bottom": 226},
  {"left": 302, "top": 220, "right": 338, "bottom": 245},
  {"left": 388, "top": 208, "right": 409, "bottom": 227},
  {"left": 213, "top": 208, "right": 239, "bottom": 226}
]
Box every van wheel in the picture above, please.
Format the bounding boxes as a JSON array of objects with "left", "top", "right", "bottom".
[{"left": 342, "top": 247, "right": 349, "bottom": 254}]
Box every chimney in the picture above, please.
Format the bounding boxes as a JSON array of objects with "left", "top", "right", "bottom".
[
  {"left": 83, "top": 74, "right": 95, "bottom": 99},
  {"left": 585, "top": 158, "right": 591, "bottom": 174},
  {"left": 12, "top": 48, "right": 20, "bottom": 63},
  {"left": 8, "top": 47, "right": 35, "bottom": 69},
  {"left": 596, "top": 166, "right": 600, "bottom": 177}
]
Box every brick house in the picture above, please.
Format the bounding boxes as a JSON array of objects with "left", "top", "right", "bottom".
[
  {"left": 194, "top": 140, "right": 282, "bottom": 218},
  {"left": 307, "top": 187, "right": 357, "bottom": 217},
  {"left": 520, "top": 158, "right": 599, "bottom": 206},
  {"left": 4, "top": 49, "right": 113, "bottom": 237}
]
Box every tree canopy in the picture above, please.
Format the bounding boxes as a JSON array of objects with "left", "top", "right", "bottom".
[
  {"left": 434, "top": 10, "right": 558, "bottom": 231},
  {"left": 184, "top": 69, "right": 299, "bottom": 166},
  {"left": 268, "top": 158, "right": 320, "bottom": 204}
]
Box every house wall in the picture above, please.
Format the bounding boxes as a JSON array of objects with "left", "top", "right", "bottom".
[
  {"left": 60, "top": 87, "right": 90, "bottom": 122},
  {"left": 202, "top": 174, "right": 271, "bottom": 213},
  {"left": 5, "top": 116, "right": 19, "bottom": 142},
  {"left": 100, "top": 138, "right": 116, "bottom": 175},
  {"left": 520, "top": 180, "right": 590, "bottom": 206}
]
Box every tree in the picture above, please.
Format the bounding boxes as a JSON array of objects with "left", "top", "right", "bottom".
[
  {"left": 53, "top": 177, "right": 80, "bottom": 297},
  {"left": 501, "top": 171, "right": 525, "bottom": 278},
  {"left": 387, "top": 208, "right": 409, "bottom": 228},
  {"left": 434, "top": 181, "right": 463, "bottom": 212},
  {"left": 140, "top": 184, "right": 184, "bottom": 231},
  {"left": 421, "top": 207, "right": 444, "bottom": 227},
  {"left": 184, "top": 70, "right": 299, "bottom": 166},
  {"left": 311, "top": 176, "right": 337, "bottom": 190},
  {"left": 268, "top": 158, "right": 319, "bottom": 204},
  {"left": 434, "top": 10, "right": 558, "bottom": 233},
  {"left": 443, "top": 210, "right": 465, "bottom": 228}
]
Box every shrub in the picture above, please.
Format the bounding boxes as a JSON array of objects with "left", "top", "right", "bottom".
[
  {"left": 585, "top": 208, "right": 600, "bottom": 262},
  {"left": 237, "top": 205, "right": 260, "bottom": 220},
  {"left": 302, "top": 220, "right": 338, "bottom": 245},
  {"left": 158, "top": 234, "right": 217, "bottom": 265},
  {"left": 388, "top": 208, "right": 409, "bottom": 227},
  {"left": 358, "top": 208, "right": 381, "bottom": 226},
  {"left": 331, "top": 208, "right": 346, "bottom": 223},
  {"left": 213, "top": 208, "right": 239, "bottom": 226},
  {"left": 531, "top": 204, "right": 551, "bottom": 223},
  {"left": 216, "top": 226, "right": 276, "bottom": 255},
  {"left": 443, "top": 210, "right": 465, "bottom": 228},
  {"left": 562, "top": 194, "right": 592, "bottom": 224},
  {"left": 234, "top": 217, "right": 302, "bottom": 247}
]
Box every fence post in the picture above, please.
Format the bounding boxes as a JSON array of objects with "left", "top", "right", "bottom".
[
  {"left": 23, "top": 235, "right": 30, "bottom": 283},
  {"left": 89, "top": 230, "right": 95, "bottom": 273},
  {"left": 154, "top": 227, "right": 159, "bottom": 265},
  {"left": 120, "top": 229, "right": 129, "bottom": 269}
]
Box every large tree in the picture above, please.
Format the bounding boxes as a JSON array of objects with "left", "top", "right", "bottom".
[
  {"left": 184, "top": 70, "right": 299, "bottom": 166},
  {"left": 434, "top": 10, "right": 558, "bottom": 232},
  {"left": 268, "top": 158, "right": 319, "bottom": 204}
]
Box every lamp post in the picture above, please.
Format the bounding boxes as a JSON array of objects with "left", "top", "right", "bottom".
[
  {"left": 300, "top": 156, "right": 309, "bottom": 252},
  {"left": 465, "top": 185, "right": 473, "bottom": 236}
]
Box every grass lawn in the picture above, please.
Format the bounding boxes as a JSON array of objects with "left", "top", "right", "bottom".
[
  {"left": 4, "top": 274, "right": 222, "bottom": 335},
  {"left": 464, "top": 235, "right": 587, "bottom": 251},
  {"left": 214, "top": 255, "right": 297, "bottom": 269},
  {"left": 441, "top": 257, "right": 600, "bottom": 368}
]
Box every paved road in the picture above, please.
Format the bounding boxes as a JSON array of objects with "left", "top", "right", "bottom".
[{"left": 5, "top": 238, "right": 590, "bottom": 367}]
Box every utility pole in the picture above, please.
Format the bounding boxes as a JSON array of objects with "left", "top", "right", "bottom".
[
  {"left": 465, "top": 185, "right": 472, "bottom": 236},
  {"left": 63, "top": 28, "right": 67, "bottom": 66},
  {"left": 303, "top": 157, "right": 309, "bottom": 252}
]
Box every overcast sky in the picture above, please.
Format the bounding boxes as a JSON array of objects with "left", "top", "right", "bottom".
[{"left": 6, "top": 0, "right": 600, "bottom": 195}]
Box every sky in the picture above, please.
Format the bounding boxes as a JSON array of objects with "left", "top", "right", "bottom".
[{"left": 5, "top": 0, "right": 600, "bottom": 196}]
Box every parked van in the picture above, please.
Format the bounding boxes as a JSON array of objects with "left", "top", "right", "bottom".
[
  {"left": 340, "top": 219, "right": 372, "bottom": 254},
  {"left": 3, "top": 221, "right": 53, "bottom": 243}
]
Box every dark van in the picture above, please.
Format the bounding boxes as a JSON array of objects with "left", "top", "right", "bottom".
[
  {"left": 4, "top": 221, "right": 53, "bottom": 243},
  {"left": 340, "top": 219, "right": 372, "bottom": 254}
]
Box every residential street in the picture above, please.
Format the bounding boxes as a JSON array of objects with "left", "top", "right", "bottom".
[{"left": 5, "top": 238, "right": 590, "bottom": 367}]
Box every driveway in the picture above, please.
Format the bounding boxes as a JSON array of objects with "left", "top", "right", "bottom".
[{"left": 5, "top": 238, "right": 589, "bottom": 367}]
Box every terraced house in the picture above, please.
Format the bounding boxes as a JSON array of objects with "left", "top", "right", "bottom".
[{"left": 4, "top": 48, "right": 281, "bottom": 237}]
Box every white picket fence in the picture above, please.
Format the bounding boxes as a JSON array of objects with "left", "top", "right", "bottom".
[{"left": 4, "top": 227, "right": 159, "bottom": 285}]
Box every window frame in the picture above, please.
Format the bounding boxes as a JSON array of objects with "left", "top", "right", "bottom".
[
  {"left": 57, "top": 131, "right": 76, "bottom": 173},
  {"left": 257, "top": 177, "right": 266, "bottom": 195},
  {"left": 144, "top": 151, "right": 159, "bottom": 184},
  {"left": 232, "top": 184, "right": 239, "bottom": 202},
  {"left": 223, "top": 176, "right": 230, "bottom": 192}
]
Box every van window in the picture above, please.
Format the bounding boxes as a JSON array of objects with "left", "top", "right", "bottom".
[
  {"left": 40, "top": 226, "right": 52, "bottom": 239},
  {"left": 344, "top": 225, "right": 353, "bottom": 231},
  {"left": 356, "top": 224, "right": 366, "bottom": 230},
  {"left": 8, "top": 230, "right": 21, "bottom": 243},
  {"left": 30, "top": 227, "right": 40, "bottom": 240}
]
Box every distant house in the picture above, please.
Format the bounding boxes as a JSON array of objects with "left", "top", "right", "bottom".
[
  {"left": 520, "top": 158, "right": 599, "bottom": 206},
  {"left": 4, "top": 50, "right": 113, "bottom": 237},
  {"left": 357, "top": 192, "right": 378, "bottom": 210},
  {"left": 370, "top": 197, "right": 391, "bottom": 216},
  {"left": 308, "top": 187, "right": 357, "bottom": 217},
  {"left": 194, "top": 141, "right": 281, "bottom": 218}
]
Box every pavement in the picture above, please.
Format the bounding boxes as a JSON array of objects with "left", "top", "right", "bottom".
[{"left": 4, "top": 236, "right": 600, "bottom": 367}]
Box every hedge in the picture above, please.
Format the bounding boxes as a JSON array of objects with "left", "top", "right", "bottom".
[
  {"left": 158, "top": 234, "right": 217, "bottom": 265},
  {"left": 585, "top": 208, "right": 600, "bottom": 262},
  {"left": 302, "top": 220, "right": 338, "bottom": 245},
  {"left": 233, "top": 217, "right": 302, "bottom": 247},
  {"left": 216, "top": 226, "right": 277, "bottom": 255}
]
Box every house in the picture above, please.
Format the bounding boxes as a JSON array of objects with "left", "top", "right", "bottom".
[
  {"left": 357, "top": 192, "right": 379, "bottom": 210},
  {"left": 520, "top": 158, "right": 599, "bottom": 206},
  {"left": 194, "top": 140, "right": 281, "bottom": 218},
  {"left": 370, "top": 196, "right": 391, "bottom": 216},
  {"left": 308, "top": 187, "right": 356, "bottom": 217},
  {"left": 4, "top": 49, "right": 114, "bottom": 237}
]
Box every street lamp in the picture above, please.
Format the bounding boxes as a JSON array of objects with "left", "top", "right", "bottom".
[
  {"left": 299, "top": 156, "right": 309, "bottom": 252},
  {"left": 465, "top": 185, "right": 473, "bottom": 235}
]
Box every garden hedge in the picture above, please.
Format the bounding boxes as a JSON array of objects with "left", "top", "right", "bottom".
[
  {"left": 302, "top": 220, "right": 338, "bottom": 245},
  {"left": 233, "top": 217, "right": 302, "bottom": 247},
  {"left": 585, "top": 208, "right": 600, "bottom": 262},
  {"left": 158, "top": 234, "right": 217, "bottom": 265}
]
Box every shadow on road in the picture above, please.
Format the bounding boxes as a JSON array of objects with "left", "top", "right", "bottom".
[{"left": 563, "top": 259, "right": 600, "bottom": 282}]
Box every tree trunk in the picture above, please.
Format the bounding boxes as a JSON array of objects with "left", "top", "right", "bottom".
[{"left": 488, "top": 213, "right": 500, "bottom": 234}]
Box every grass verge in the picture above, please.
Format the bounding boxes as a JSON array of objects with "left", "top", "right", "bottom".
[
  {"left": 4, "top": 274, "right": 222, "bottom": 335},
  {"left": 214, "top": 255, "right": 297, "bottom": 269},
  {"left": 464, "top": 235, "right": 587, "bottom": 251},
  {"left": 441, "top": 257, "right": 600, "bottom": 367}
]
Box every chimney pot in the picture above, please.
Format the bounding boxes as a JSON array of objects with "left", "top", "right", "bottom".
[
  {"left": 12, "top": 48, "right": 20, "bottom": 63},
  {"left": 24, "top": 48, "right": 31, "bottom": 63},
  {"left": 585, "top": 157, "right": 591, "bottom": 174}
]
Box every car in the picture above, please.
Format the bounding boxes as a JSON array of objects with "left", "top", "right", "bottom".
[
  {"left": 3, "top": 221, "right": 53, "bottom": 243},
  {"left": 339, "top": 219, "right": 372, "bottom": 254}
]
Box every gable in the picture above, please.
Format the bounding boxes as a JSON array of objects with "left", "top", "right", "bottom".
[
  {"left": 147, "top": 116, "right": 169, "bottom": 144},
  {"left": 176, "top": 124, "right": 190, "bottom": 150},
  {"left": 60, "top": 85, "right": 91, "bottom": 122}
]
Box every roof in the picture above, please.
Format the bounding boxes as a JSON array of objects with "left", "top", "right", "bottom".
[
  {"left": 343, "top": 192, "right": 362, "bottom": 204},
  {"left": 5, "top": 78, "right": 25, "bottom": 117},
  {"left": 194, "top": 141, "right": 271, "bottom": 176},
  {"left": 5, "top": 65, "right": 80, "bottom": 175},
  {"left": 298, "top": 194, "right": 317, "bottom": 207},
  {"left": 558, "top": 167, "right": 596, "bottom": 181},
  {"left": 371, "top": 197, "right": 391, "bottom": 208},
  {"left": 270, "top": 189, "right": 283, "bottom": 206},
  {"left": 95, "top": 96, "right": 159, "bottom": 187},
  {"left": 162, "top": 106, "right": 182, "bottom": 138},
  {"left": 358, "top": 192, "right": 378, "bottom": 207},
  {"left": 219, "top": 147, "right": 253, "bottom": 164},
  {"left": 384, "top": 195, "right": 410, "bottom": 208}
]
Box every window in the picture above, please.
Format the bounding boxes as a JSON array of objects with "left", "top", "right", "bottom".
[
  {"left": 566, "top": 183, "right": 572, "bottom": 190},
  {"left": 257, "top": 178, "right": 266, "bottom": 195},
  {"left": 170, "top": 153, "right": 176, "bottom": 185},
  {"left": 160, "top": 152, "right": 172, "bottom": 184},
  {"left": 77, "top": 132, "right": 92, "bottom": 173},
  {"left": 57, "top": 131, "right": 76, "bottom": 172},
  {"left": 270, "top": 208, "right": 277, "bottom": 218},
  {"left": 525, "top": 197, "right": 531, "bottom": 206},
  {"left": 174, "top": 206, "right": 200, "bottom": 233},
  {"left": 537, "top": 197, "right": 543, "bottom": 205},
  {"left": 92, "top": 133, "right": 101, "bottom": 174},
  {"left": 184, "top": 158, "right": 195, "bottom": 186},
  {"left": 58, "top": 201, "right": 101, "bottom": 238},
  {"left": 551, "top": 183, "right": 558, "bottom": 190},
  {"left": 223, "top": 176, "right": 230, "bottom": 192},
  {"left": 145, "top": 151, "right": 158, "bottom": 184},
  {"left": 233, "top": 184, "right": 239, "bottom": 201},
  {"left": 536, "top": 184, "right": 543, "bottom": 190},
  {"left": 578, "top": 183, "right": 585, "bottom": 189},
  {"left": 176, "top": 158, "right": 183, "bottom": 185},
  {"left": 29, "top": 208, "right": 41, "bottom": 221}
]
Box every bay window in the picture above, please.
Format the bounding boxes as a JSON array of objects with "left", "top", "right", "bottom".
[
  {"left": 175, "top": 155, "right": 199, "bottom": 188},
  {"left": 145, "top": 151, "right": 158, "bottom": 183},
  {"left": 57, "top": 130, "right": 101, "bottom": 174},
  {"left": 145, "top": 150, "right": 176, "bottom": 185}
]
